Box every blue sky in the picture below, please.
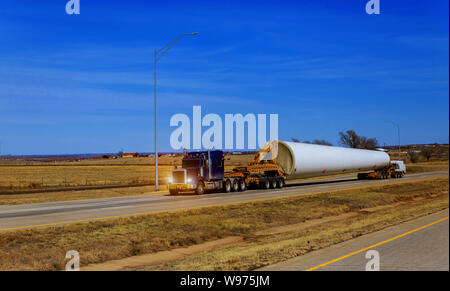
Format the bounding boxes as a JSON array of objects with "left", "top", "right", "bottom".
[{"left": 0, "top": 0, "right": 448, "bottom": 155}]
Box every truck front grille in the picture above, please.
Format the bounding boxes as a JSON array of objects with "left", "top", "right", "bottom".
[{"left": 172, "top": 171, "right": 185, "bottom": 183}]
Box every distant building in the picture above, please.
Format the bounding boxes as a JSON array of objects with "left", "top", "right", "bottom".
[{"left": 123, "top": 152, "right": 139, "bottom": 158}]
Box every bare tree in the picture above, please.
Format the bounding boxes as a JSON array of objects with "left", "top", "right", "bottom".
[
  {"left": 117, "top": 150, "right": 124, "bottom": 158},
  {"left": 360, "top": 137, "right": 378, "bottom": 150},
  {"left": 420, "top": 146, "right": 434, "bottom": 161},
  {"left": 408, "top": 150, "right": 420, "bottom": 163},
  {"left": 339, "top": 130, "right": 360, "bottom": 148},
  {"left": 339, "top": 130, "right": 378, "bottom": 150}
]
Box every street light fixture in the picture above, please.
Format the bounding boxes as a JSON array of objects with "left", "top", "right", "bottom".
[{"left": 153, "top": 33, "right": 199, "bottom": 191}]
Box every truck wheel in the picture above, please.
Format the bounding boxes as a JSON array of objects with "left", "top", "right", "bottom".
[
  {"left": 224, "top": 180, "right": 231, "bottom": 193},
  {"left": 270, "top": 179, "right": 276, "bottom": 189},
  {"left": 232, "top": 180, "right": 239, "bottom": 192},
  {"left": 169, "top": 189, "right": 178, "bottom": 195},
  {"left": 263, "top": 179, "right": 270, "bottom": 189},
  {"left": 196, "top": 182, "right": 205, "bottom": 195},
  {"left": 239, "top": 179, "right": 247, "bottom": 191},
  {"left": 276, "top": 179, "right": 282, "bottom": 188}
]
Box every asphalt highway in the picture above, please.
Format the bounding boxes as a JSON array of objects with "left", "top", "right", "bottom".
[
  {"left": 260, "top": 209, "right": 449, "bottom": 271},
  {"left": 0, "top": 171, "right": 447, "bottom": 231}
]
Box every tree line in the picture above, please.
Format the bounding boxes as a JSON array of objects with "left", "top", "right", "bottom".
[{"left": 291, "top": 130, "right": 379, "bottom": 150}]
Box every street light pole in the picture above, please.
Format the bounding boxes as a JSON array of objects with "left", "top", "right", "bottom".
[
  {"left": 397, "top": 124, "right": 401, "bottom": 161},
  {"left": 154, "top": 49, "right": 158, "bottom": 191},
  {"left": 153, "top": 32, "right": 199, "bottom": 191},
  {"left": 390, "top": 122, "right": 401, "bottom": 161}
]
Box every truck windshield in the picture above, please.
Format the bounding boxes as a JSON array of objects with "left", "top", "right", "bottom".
[{"left": 182, "top": 160, "right": 200, "bottom": 168}]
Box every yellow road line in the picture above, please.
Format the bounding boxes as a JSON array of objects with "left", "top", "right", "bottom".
[
  {"left": 1, "top": 176, "right": 447, "bottom": 232},
  {"left": 306, "top": 216, "right": 449, "bottom": 271}
]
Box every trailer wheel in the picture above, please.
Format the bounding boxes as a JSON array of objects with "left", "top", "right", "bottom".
[
  {"left": 224, "top": 180, "right": 232, "bottom": 193},
  {"left": 263, "top": 179, "right": 270, "bottom": 189},
  {"left": 232, "top": 180, "right": 239, "bottom": 192},
  {"left": 196, "top": 182, "right": 205, "bottom": 195},
  {"left": 239, "top": 179, "right": 247, "bottom": 191},
  {"left": 276, "top": 179, "right": 282, "bottom": 188},
  {"left": 270, "top": 179, "right": 276, "bottom": 189}
]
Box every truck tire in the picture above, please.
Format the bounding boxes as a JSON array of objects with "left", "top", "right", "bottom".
[
  {"left": 224, "top": 179, "right": 232, "bottom": 193},
  {"left": 239, "top": 179, "right": 247, "bottom": 191},
  {"left": 196, "top": 182, "right": 205, "bottom": 195},
  {"left": 169, "top": 189, "right": 178, "bottom": 195},
  {"left": 270, "top": 179, "right": 276, "bottom": 189},
  {"left": 276, "top": 179, "right": 283, "bottom": 188},
  {"left": 263, "top": 179, "right": 270, "bottom": 190},
  {"left": 232, "top": 179, "right": 239, "bottom": 192}
]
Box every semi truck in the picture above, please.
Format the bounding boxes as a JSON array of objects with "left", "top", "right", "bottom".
[
  {"left": 357, "top": 160, "right": 406, "bottom": 180},
  {"left": 168, "top": 140, "right": 407, "bottom": 195}
]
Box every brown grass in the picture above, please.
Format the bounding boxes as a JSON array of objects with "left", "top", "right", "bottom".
[
  {"left": 0, "top": 165, "right": 174, "bottom": 190},
  {"left": 142, "top": 196, "right": 448, "bottom": 271},
  {"left": 406, "top": 160, "right": 448, "bottom": 174},
  {"left": 0, "top": 178, "right": 447, "bottom": 270},
  {"left": 0, "top": 185, "right": 161, "bottom": 205}
]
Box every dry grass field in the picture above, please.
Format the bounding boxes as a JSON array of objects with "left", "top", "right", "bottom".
[
  {"left": 0, "top": 178, "right": 447, "bottom": 270},
  {"left": 0, "top": 165, "right": 174, "bottom": 189},
  {"left": 0, "top": 153, "right": 255, "bottom": 192},
  {"left": 405, "top": 160, "right": 449, "bottom": 174}
]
